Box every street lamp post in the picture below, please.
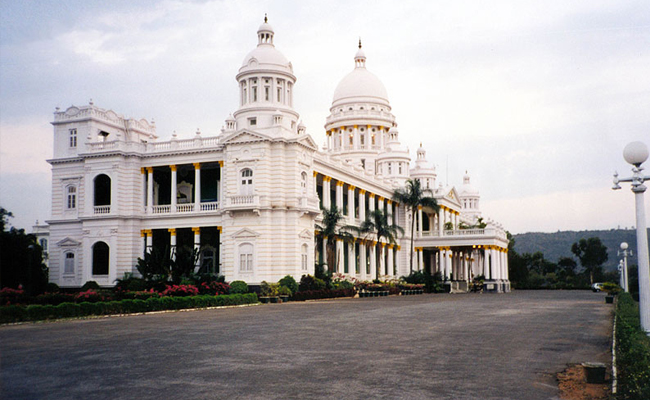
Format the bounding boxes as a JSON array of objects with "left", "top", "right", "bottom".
[
  {"left": 613, "top": 141, "right": 650, "bottom": 335},
  {"left": 618, "top": 242, "right": 632, "bottom": 292}
]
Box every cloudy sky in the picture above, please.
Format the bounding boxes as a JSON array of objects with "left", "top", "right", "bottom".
[{"left": 1, "top": 0, "right": 649, "bottom": 234}]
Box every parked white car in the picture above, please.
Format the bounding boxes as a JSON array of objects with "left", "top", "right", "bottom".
[{"left": 591, "top": 283, "right": 603, "bottom": 292}]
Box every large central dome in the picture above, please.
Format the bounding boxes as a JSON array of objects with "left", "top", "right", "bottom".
[{"left": 332, "top": 45, "right": 389, "bottom": 107}]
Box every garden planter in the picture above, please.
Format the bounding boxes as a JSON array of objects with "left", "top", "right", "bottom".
[
  {"left": 605, "top": 296, "right": 614, "bottom": 304},
  {"left": 270, "top": 296, "right": 280, "bottom": 303},
  {"left": 279, "top": 295, "right": 289, "bottom": 303},
  {"left": 582, "top": 362, "right": 606, "bottom": 383},
  {"left": 259, "top": 296, "right": 271, "bottom": 304}
]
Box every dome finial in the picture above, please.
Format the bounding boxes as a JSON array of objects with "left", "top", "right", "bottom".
[
  {"left": 359, "top": 38, "right": 362, "bottom": 49},
  {"left": 264, "top": 13, "right": 268, "bottom": 23}
]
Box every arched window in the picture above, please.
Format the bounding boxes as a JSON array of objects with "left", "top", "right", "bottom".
[
  {"left": 64, "top": 252, "right": 75, "bottom": 275},
  {"left": 92, "top": 241, "right": 109, "bottom": 275},
  {"left": 301, "top": 172, "right": 307, "bottom": 194},
  {"left": 301, "top": 244, "right": 308, "bottom": 271},
  {"left": 239, "top": 243, "right": 253, "bottom": 272},
  {"left": 240, "top": 169, "right": 253, "bottom": 195},
  {"left": 94, "top": 174, "right": 111, "bottom": 206},
  {"left": 66, "top": 186, "right": 77, "bottom": 209}
]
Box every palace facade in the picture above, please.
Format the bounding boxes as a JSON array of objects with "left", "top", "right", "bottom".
[{"left": 45, "top": 19, "right": 510, "bottom": 292}]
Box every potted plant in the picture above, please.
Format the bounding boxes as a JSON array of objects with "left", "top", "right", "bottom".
[
  {"left": 260, "top": 281, "right": 280, "bottom": 303},
  {"left": 278, "top": 285, "right": 291, "bottom": 302},
  {"left": 600, "top": 282, "right": 621, "bottom": 304}
]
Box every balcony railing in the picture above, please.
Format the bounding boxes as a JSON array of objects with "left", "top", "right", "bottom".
[
  {"left": 176, "top": 204, "right": 194, "bottom": 213},
  {"left": 229, "top": 195, "right": 255, "bottom": 205},
  {"left": 200, "top": 201, "right": 219, "bottom": 211},
  {"left": 93, "top": 205, "right": 111, "bottom": 214},
  {"left": 420, "top": 228, "right": 507, "bottom": 240},
  {"left": 146, "top": 201, "right": 221, "bottom": 215}
]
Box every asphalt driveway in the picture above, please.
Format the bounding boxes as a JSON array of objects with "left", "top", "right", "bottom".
[{"left": 0, "top": 290, "right": 612, "bottom": 400}]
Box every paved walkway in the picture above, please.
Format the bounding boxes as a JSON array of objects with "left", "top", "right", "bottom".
[{"left": 0, "top": 291, "right": 612, "bottom": 400}]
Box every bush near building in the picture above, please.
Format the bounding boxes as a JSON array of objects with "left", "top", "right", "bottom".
[
  {"left": 0, "top": 293, "right": 258, "bottom": 323},
  {"left": 615, "top": 292, "right": 650, "bottom": 399}
]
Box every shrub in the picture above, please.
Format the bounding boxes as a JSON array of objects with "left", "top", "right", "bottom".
[
  {"left": 229, "top": 280, "right": 249, "bottom": 294},
  {"left": 114, "top": 275, "right": 147, "bottom": 292},
  {"left": 55, "top": 302, "right": 81, "bottom": 318},
  {"left": 81, "top": 281, "right": 101, "bottom": 290},
  {"left": 0, "top": 305, "right": 27, "bottom": 323},
  {"left": 616, "top": 292, "right": 650, "bottom": 399},
  {"left": 161, "top": 284, "right": 199, "bottom": 297},
  {"left": 26, "top": 304, "right": 57, "bottom": 321},
  {"left": 260, "top": 281, "right": 280, "bottom": 297},
  {"left": 279, "top": 275, "right": 298, "bottom": 295},
  {"left": 117, "top": 290, "right": 160, "bottom": 301},
  {"left": 198, "top": 281, "right": 230, "bottom": 296},
  {"left": 74, "top": 290, "right": 107, "bottom": 303},
  {"left": 45, "top": 283, "right": 60, "bottom": 293},
  {"left": 298, "top": 275, "right": 326, "bottom": 292},
  {"left": 0, "top": 287, "right": 26, "bottom": 306},
  {"left": 79, "top": 301, "right": 101, "bottom": 316}
]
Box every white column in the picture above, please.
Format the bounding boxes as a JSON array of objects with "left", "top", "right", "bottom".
[
  {"left": 418, "top": 206, "right": 423, "bottom": 238},
  {"left": 348, "top": 241, "right": 356, "bottom": 276},
  {"left": 366, "top": 125, "right": 372, "bottom": 150},
  {"left": 323, "top": 177, "right": 331, "bottom": 209},
  {"left": 387, "top": 200, "right": 393, "bottom": 225},
  {"left": 171, "top": 165, "right": 177, "bottom": 213},
  {"left": 348, "top": 185, "right": 356, "bottom": 221},
  {"left": 379, "top": 244, "right": 386, "bottom": 277},
  {"left": 387, "top": 246, "right": 394, "bottom": 277},
  {"left": 492, "top": 249, "right": 500, "bottom": 279},
  {"left": 336, "top": 181, "right": 343, "bottom": 211},
  {"left": 147, "top": 167, "right": 154, "bottom": 214},
  {"left": 439, "top": 249, "right": 446, "bottom": 279},
  {"left": 169, "top": 228, "right": 177, "bottom": 261},
  {"left": 359, "top": 190, "right": 366, "bottom": 221},
  {"left": 336, "top": 239, "right": 343, "bottom": 273},
  {"left": 360, "top": 243, "right": 367, "bottom": 281},
  {"left": 463, "top": 253, "right": 469, "bottom": 281},
  {"left": 353, "top": 125, "right": 359, "bottom": 149},
  {"left": 194, "top": 163, "right": 201, "bottom": 211},
  {"left": 418, "top": 248, "right": 424, "bottom": 271},
  {"left": 438, "top": 209, "right": 443, "bottom": 235},
  {"left": 217, "top": 161, "right": 223, "bottom": 206},
  {"left": 322, "top": 237, "right": 329, "bottom": 271},
  {"left": 370, "top": 244, "right": 377, "bottom": 280},
  {"left": 483, "top": 248, "right": 490, "bottom": 279},
  {"left": 369, "top": 194, "right": 375, "bottom": 213},
  {"left": 193, "top": 227, "right": 201, "bottom": 271}
]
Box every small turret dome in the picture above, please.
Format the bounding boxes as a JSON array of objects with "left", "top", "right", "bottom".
[
  {"left": 459, "top": 171, "right": 480, "bottom": 196},
  {"left": 240, "top": 15, "right": 292, "bottom": 75}
]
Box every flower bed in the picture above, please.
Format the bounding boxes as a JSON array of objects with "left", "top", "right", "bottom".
[{"left": 0, "top": 293, "right": 258, "bottom": 324}]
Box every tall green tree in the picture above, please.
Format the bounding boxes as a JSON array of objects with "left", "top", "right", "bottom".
[
  {"left": 315, "top": 205, "right": 354, "bottom": 273},
  {"left": 571, "top": 237, "right": 608, "bottom": 284},
  {"left": 358, "top": 209, "right": 404, "bottom": 279},
  {"left": 0, "top": 208, "right": 48, "bottom": 295},
  {"left": 392, "top": 179, "right": 439, "bottom": 272}
]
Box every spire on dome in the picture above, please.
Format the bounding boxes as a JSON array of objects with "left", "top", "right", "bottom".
[
  {"left": 257, "top": 14, "right": 274, "bottom": 45},
  {"left": 354, "top": 39, "right": 366, "bottom": 68}
]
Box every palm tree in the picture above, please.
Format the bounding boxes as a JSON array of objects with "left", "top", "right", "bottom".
[
  {"left": 392, "top": 179, "right": 439, "bottom": 272},
  {"left": 358, "top": 209, "right": 404, "bottom": 279},
  {"left": 315, "top": 204, "right": 354, "bottom": 273}
]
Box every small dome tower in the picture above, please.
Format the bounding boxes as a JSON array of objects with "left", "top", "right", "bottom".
[
  {"left": 410, "top": 143, "right": 437, "bottom": 191},
  {"left": 458, "top": 171, "right": 481, "bottom": 222},
  {"left": 233, "top": 15, "right": 302, "bottom": 137}
]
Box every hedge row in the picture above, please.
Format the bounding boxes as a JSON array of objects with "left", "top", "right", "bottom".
[
  {"left": 0, "top": 293, "right": 258, "bottom": 324},
  {"left": 615, "top": 292, "right": 650, "bottom": 399},
  {"left": 292, "top": 288, "right": 355, "bottom": 301}
]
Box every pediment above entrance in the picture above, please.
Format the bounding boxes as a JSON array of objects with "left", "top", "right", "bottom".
[
  {"left": 231, "top": 227, "right": 261, "bottom": 239},
  {"left": 221, "top": 130, "right": 270, "bottom": 145},
  {"left": 298, "top": 229, "right": 313, "bottom": 240},
  {"left": 57, "top": 237, "right": 81, "bottom": 247}
]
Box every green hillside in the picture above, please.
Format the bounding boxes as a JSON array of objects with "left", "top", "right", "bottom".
[{"left": 512, "top": 229, "right": 649, "bottom": 271}]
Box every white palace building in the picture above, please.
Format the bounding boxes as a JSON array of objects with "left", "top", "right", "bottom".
[{"left": 45, "top": 18, "right": 510, "bottom": 292}]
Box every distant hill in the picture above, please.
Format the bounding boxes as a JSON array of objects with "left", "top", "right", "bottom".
[{"left": 512, "top": 229, "right": 650, "bottom": 271}]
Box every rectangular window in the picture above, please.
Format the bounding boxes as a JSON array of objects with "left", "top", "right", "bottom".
[
  {"left": 301, "top": 254, "right": 308, "bottom": 270},
  {"left": 249, "top": 118, "right": 257, "bottom": 126},
  {"left": 265, "top": 86, "right": 270, "bottom": 101},
  {"left": 64, "top": 253, "right": 75, "bottom": 274},
  {"left": 69, "top": 129, "right": 77, "bottom": 148},
  {"left": 252, "top": 86, "right": 257, "bottom": 102}
]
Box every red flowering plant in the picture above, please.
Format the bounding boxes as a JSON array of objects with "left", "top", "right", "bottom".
[
  {"left": 74, "top": 289, "right": 107, "bottom": 303},
  {"left": 0, "top": 287, "right": 26, "bottom": 306},
  {"left": 161, "top": 284, "right": 199, "bottom": 297},
  {"left": 198, "top": 281, "right": 230, "bottom": 296}
]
